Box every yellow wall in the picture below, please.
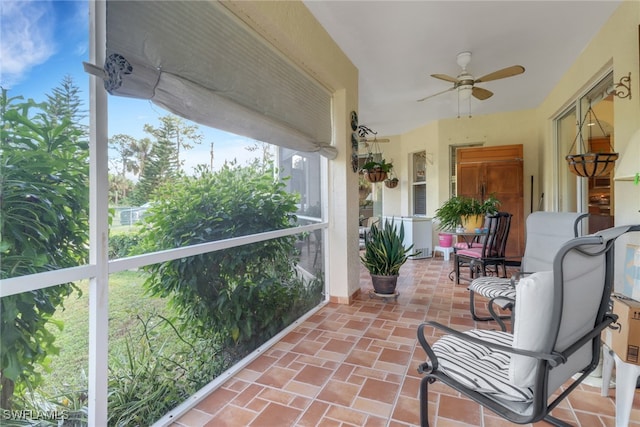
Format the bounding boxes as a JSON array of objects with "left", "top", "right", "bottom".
[
  {"left": 386, "top": 0, "right": 638, "bottom": 223},
  {"left": 385, "top": 1, "right": 638, "bottom": 222},
  {"left": 383, "top": 0, "right": 639, "bottom": 291},
  {"left": 385, "top": 110, "right": 538, "bottom": 220}
]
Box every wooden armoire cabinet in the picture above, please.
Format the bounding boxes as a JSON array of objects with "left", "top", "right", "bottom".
[{"left": 457, "top": 144, "right": 524, "bottom": 259}]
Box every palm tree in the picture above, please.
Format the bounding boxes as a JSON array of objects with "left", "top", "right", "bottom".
[{"left": 128, "top": 137, "right": 152, "bottom": 178}]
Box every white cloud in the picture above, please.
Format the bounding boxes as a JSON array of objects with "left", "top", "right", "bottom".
[
  {"left": 0, "top": 0, "right": 56, "bottom": 87},
  {"left": 69, "top": 1, "right": 88, "bottom": 57}
]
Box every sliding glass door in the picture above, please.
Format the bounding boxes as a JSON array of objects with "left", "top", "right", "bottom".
[{"left": 554, "top": 72, "right": 614, "bottom": 233}]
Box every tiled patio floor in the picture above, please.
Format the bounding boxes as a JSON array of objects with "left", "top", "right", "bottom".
[{"left": 170, "top": 255, "right": 640, "bottom": 426}]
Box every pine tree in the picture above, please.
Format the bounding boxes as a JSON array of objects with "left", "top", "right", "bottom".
[
  {"left": 132, "top": 115, "right": 203, "bottom": 204},
  {"left": 132, "top": 134, "right": 177, "bottom": 204},
  {"left": 143, "top": 115, "right": 203, "bottom": 172},
  {"left": 45, "top": 75, "right": 87, "bottom": 140}
]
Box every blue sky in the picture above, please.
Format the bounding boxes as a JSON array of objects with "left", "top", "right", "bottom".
[{"left": 1, "top": 0, "right": 259, "bottom": 173}]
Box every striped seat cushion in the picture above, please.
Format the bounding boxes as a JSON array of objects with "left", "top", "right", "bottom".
[
  {"left": 432, "top": 329, "right": 534, "bottom": 402},
  {"left": 468, "top": 276, "right": 517, "bottom": 301}
]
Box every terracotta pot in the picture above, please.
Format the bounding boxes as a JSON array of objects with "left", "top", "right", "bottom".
[
  {"left": 365, "top": 169, "right": 387, "bottom": 183},
  {"left": 371, "top": 274, "right": 398, "bottom": 294}
]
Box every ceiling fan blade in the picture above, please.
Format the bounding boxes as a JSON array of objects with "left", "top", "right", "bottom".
[
  {"left": 430, "top": 73, "right": 460, "bottom": 83},
  {"left": 359, "top": 138, "right": 391, "bottom": 143},
  {"left": 417, "top": 86, "right": 455, "bottom": 102},
  {"left": 472, "top": 87, "right": 493, "bottom": 100},
  {"left": 474, "top": 65, "right": 525, "bottom": 83}
]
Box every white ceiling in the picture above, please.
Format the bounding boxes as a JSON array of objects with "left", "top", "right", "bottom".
[{"left": 303, "top": 1, "right": 622, "bottom": 137}]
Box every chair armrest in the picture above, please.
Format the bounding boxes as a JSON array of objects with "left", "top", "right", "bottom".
[
  {"left": 416, "top": 323, "right": 440, "bottom": 374},
  {"left": 553, "top": 313, "right": 618, "bottom": 361},
  {"left": 419, "top": 320, "right": 567, "bottom": 367}
]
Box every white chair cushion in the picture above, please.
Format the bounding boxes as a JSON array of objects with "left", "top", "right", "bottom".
[
  {"left": 468, "top": 276, "right": 517, "bottom": 300},
  {"left": 432, "top": 329, "right": 534, "bottom": 402},
  {"left": 509, "top": 271, "right": 554, "bottom": 387}
]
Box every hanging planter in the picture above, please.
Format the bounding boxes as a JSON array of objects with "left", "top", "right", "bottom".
[
  {"left": 384, "top": 177, "right": 399, "bottom": 188},
  {"left": 565, "top": 102, "right": 618, "bottom": 178},
  {"left": 357, "top": 124, "right": 394, "bottom": 183},
  {"left": 566, "top": 152, "right": 618, "bottom": 177},
  {"left": 362, "top": 159, "right": 392, "bottom": 183},
  {"left": 365, "top": 168, "right": 388, "bottom": 183},
  {"left": 384, "top": 170, "right": 399, "bottom": 188}
]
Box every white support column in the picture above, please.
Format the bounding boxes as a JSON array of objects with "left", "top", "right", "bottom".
[
  {"left": 88, "top": 1, "right": 109, "bottom": 425},
  {"left": 327, "top": 89, "right": 360, "bottom": 302}
]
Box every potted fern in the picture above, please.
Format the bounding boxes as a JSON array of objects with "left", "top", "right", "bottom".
[
  {"left": 434, "top": 195, "right": 500, "bottom": 232},
  {"left": 360, "top": 218, "right": 418, "bottom": 294},
  {"left": 460, "top": 194, "right": 500, "bottom": 231}
]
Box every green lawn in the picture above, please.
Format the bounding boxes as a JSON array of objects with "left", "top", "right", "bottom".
[{"left": 39, "top": 270, "right": 177, "bottom": 395}]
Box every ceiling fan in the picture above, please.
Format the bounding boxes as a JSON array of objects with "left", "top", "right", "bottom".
[{"left": 417, "top": 52, "right": 525, "bottom": 102}]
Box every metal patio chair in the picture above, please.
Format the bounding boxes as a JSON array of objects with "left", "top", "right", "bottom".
[
  {"left": 468, "top": 212, "right": 588, "bottom": 330},
  {"left": 416, "top": 224, "right": 639, "bottom": 427}
]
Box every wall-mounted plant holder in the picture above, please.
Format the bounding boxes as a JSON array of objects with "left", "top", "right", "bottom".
[{"left": 350, "top": 111, "right": 359, "bottom": 172}]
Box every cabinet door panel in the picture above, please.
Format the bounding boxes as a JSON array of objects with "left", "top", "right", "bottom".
[
  {"left": 457, "top": 163, "right": 482, "bottom": 198},
  {"left": 484, "top": 161, "right": 523, "bottom": 257},
  {"left": 457, "top": 145, "right": 524, "bottom": 259},
  {"left": 484, "top": 162, "right": 522, "bottom": 195}
]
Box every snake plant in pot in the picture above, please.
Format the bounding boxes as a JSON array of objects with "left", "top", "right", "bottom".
[{"left": 360, "top": 218, "right": 419, "bottom": 294}]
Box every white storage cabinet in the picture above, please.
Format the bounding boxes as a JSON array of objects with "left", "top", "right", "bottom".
[{"left": 383, "top": 216, "right": 432, "bottom": 259}]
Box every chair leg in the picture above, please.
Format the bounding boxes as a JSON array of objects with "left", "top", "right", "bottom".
[
  {"left": 488, "top": 301, "right": 509, "bottom": 332},
  {"left": 468, "top": 259, "right": 481, "bottom": 281},
  {"left": 419, "top": 376, "right": 431, "bottom": 427},
  {"left": 542, "top": 414, "right": 572, "bottom": 427},
  {"left": 470, "top": 291, "right": 512, "bottom": 324},
  {"left": 474, "top": 262, "right": 482, "bottom": 280},
  {"left": 469, "top": 290, "right": 496, "bottom": 322},
  {"left": 455, "top": 255, "right": 461, "bottom": 284}
]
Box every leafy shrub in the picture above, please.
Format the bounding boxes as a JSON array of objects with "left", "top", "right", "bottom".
[
  {"left": 108, "top": 233, "right": 140, "bottom": 259},
  {"left": 12, "top": 382, "right": 88, "bottom": 426},
  {"left": 1, "top": 89, "right": 89, "bottom": 409},
  {"left": 107, "top": 315, "right": 229, "bottom": 426},
  {"left": 136, "top": 162, "right": 322, "bottom": 351},
  {"left": 108, "top": 337, "right": 187, "bottom": 426}
]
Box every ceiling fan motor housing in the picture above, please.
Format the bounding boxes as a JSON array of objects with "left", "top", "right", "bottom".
[{"left": 457, "top": 51, "right": 472, "bottom": 69}]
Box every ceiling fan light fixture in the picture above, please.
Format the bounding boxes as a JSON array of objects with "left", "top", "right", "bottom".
[{"left": 458, "top": 85, "right": 472, "bottom": 101}]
